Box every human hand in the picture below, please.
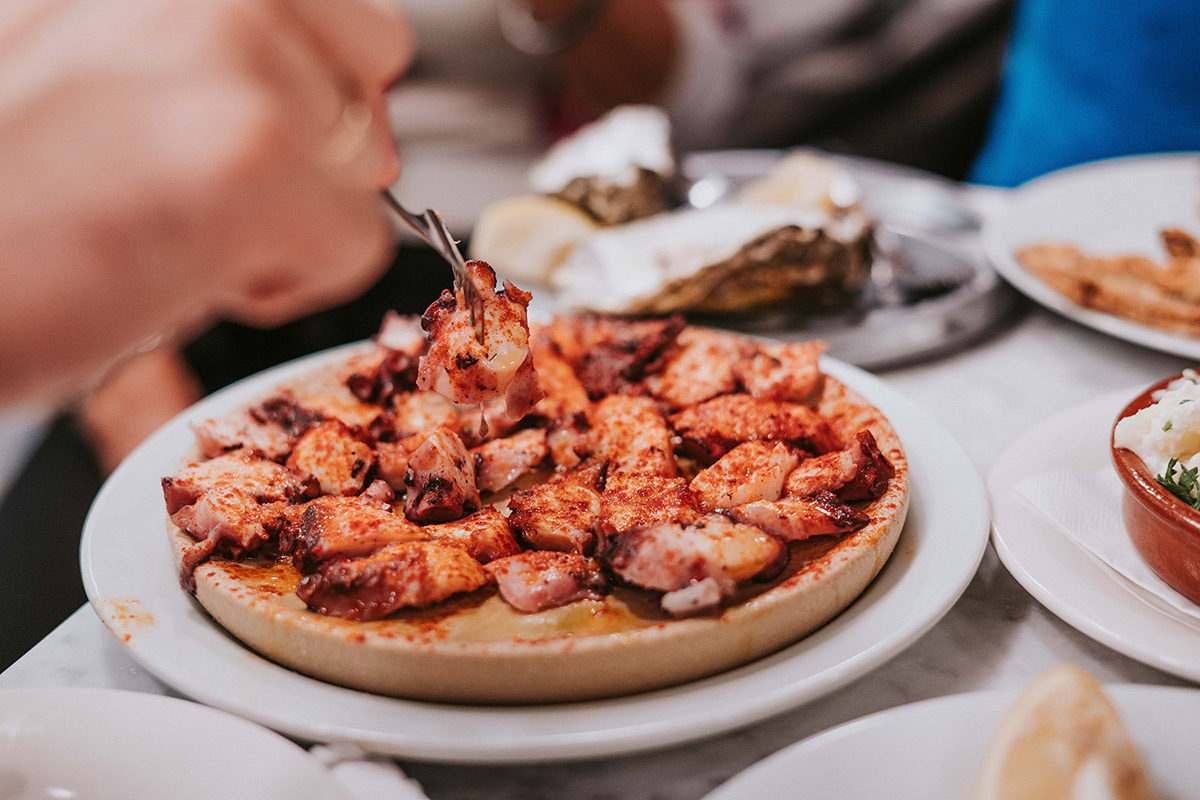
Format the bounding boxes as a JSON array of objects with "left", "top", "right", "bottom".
[{"left": 0, "top": 0, "right": 412, "bottom": 403}]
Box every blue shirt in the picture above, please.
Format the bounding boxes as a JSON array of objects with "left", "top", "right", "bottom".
[{"left": 971, "top": 0, "right": 1200, "bottom": 186}]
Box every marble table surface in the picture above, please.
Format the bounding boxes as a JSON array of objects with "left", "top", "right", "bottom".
[{"left": 2, "top": 305, "right": 1195, "bottom": 800}]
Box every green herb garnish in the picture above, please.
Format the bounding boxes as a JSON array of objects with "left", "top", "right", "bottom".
[
  {"left": 1164, "top": 421, "right": 1174, "bottom": 431},
  {"left": 1156, "top": 458, "right": 1200, "bottom": 510}
]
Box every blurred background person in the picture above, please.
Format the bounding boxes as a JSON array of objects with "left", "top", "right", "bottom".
[
  {"left": 972, "top": 0, "right": 1200, "bottom": 186},
  {"left": 0, "top": 0, "right": 412, "bottom": 407},
  {"left": 390, "top": 0, "right": 1013, "bottom": 230}
]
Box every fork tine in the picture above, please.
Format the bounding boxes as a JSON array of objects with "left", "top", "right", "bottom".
[
  {"left": 425, "top": 209, "right": 467, "bottom": 270},
  {"left": 426, "top": 209, "right": 485, "bottom": 342},
  {"left": 381, "top": 190, "right": 433, "bottom": 247},
  {"left": 380, "top": 190, "right": 485, "bottom": 344}
]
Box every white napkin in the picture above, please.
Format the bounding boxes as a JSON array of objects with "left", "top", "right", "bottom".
[
  {"left": 310, "top": 743, "right": 430, "bottom": 800},
  {"left": 1014, "top": 467, "right": 1200, "bottom": 627}
]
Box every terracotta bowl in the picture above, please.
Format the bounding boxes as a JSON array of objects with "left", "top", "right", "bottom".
[{"left": 1111, "top": 374, "right": 1200, "bottom": 604}]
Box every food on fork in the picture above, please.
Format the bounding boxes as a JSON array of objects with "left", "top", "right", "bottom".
[
  {"left": 161, "top": 301, "right": 907, "bottom": 702},
  {"left": 417, "top": 259, "right": 543, "bottom": 418},
  {"left": 1017, "top": 228, "right": 1200, "bottom": 337},
  {"left": 973, "top": 665, "right": 1156, "bottom": 800}
]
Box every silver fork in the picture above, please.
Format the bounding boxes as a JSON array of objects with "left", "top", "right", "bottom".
[{"left": 381, "top": 190, "right": 485, "bottom": 342}]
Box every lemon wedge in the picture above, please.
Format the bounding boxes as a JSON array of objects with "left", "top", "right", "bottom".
[
  {"left": 470, "top": 195, "right": 599, "bottom": 284},
  {"left": 974, "top": 666, "right": 1157, "bottom": 800},
  {"left": 737, "top": 151, "right": 860, "bottom": 212}
]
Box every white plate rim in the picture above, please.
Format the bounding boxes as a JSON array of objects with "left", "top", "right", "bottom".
[
  {"left": 987, "top": 387, "right": 1200, "bottom": 681},
  {"left": 701, "top": 683, "right": 1200, "bottom": 799},
  {"left": 79, "top": 342, "right": 989, "bottom": 764},
  {"left": 0, "top": 686, "right": 351, "bottom": 800},
  {"left": 981, "top": 151, "right": 1200, "bottom": 360}
]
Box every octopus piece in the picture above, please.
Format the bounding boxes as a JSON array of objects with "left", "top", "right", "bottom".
[
  {"left": 733, "top": 341, "right": 826, "bottom": 404},
  {"left": 171, "top": 485, "right": 287, "bottom": 590},
  {"left": 380, "top": 392, "right": 461, "bottom": 441},
  {"left": 546, "top": 412, "right": 591, "bottom": 470},
  {"left": 346, "top": 349, "right": 419, "bottom": 405},
  {"left": 502, "top": 352, "right": 544, "bottom": 424},
  {"left": 572, "top": 315, "right": 685, "bottom": 399},
  {"left": 403, "top": 427, "right": 480, "bottom": 523},
  {"left": 689, "top": 441, "right": 800, "bottom": 512},
  {"left": 538, "top": 315, "right": 592, "bottom": 367},
  {"left": 598, "top": 472, "right": 699, "bottom": 540},
  {"left": 539, "top": 314, "right": 632, "bottom": 369},
  {"left": 472, "top": 428, "right": 548, "bottom": 493},
  {"left": 373, "top": 440, "right": 411, "bottom": 493},
  {"left": 297, "top": 541, "right": 489, "bottom": 621},
  {"left": 730, "top": 490, "right": 869, "bottom": 541},
  {"left": 190, "top": 409, "right": 293, "bottom": 461},
  {"left": 541, "top": 315, "right": 681, "bottom": 383},
  {"left": 250, "top": 394, "right": 324, "bottom": 438},
  {"left": 417, "top": 260, "right": 543, "bottom": 418},
  {"left": 784, "top": 430, "right": 895, "bottom": 502},
  {"left": 298, "top": 393, "right": 383, "bottom": 431},
  {"left": 162, "top": 452, "right": 313, "bottom": 515},
  {"left": 376, "top": 310, "right": 427, "bottom": 353},
  {"left": 346, "top": 312, "right": 427, "bottom": 404},
  {"left": 528, "top": 328, "right": 591, "bottom": 420},
  {"left": 589, "top": 395, "right": 676, "bottom": 477},
  {"left": 485, "top": 551, "right": 608, "bottom": 613},
  {"left": 286, "top": 419, "right": 375, "bottom": 497},
  {"left": 659, "top": 577, "right": 726, "bottom": 618},
  {"left": 645, "top": 328, "right": 744, "bottom": 410},
  {"left": 360, "top": 478, "right": 396, "bottom": 505},
  {"left": 507, "top": 462, "right": 605, "bottom": 554},
  {"left": 601, "top": 514, "right": 788, "bottom": 617},
  {"left": 420, "top": 507, "right": 521, "bottom": 563},
  {"left": 282, "top": 495, "right": 425, "bottom": 573},
  {"left": 669, "top": 394, "right": 840, "bottom": 463}
]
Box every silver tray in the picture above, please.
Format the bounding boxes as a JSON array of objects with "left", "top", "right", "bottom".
[
  {"left": 527, "top": 149, "right": 1018, "bottom": 370},
  {"left": 677, "top": 149, "right": 1019, "bottom": 369}
]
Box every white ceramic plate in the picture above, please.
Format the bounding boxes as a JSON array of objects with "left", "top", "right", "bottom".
[
  {"left": 703, "top": 684, "right": 1200, "bottom": 799},
  {"left": 982, "top": 152, "right": 1200, "bottom": 359},
  {"left": 989, "top": 389, "right": 1200, "bottom": 681},
  {"left": 0, "top": 687, "right": 349, "bottom": 800},
  {"left": 79, "top": 343, "right": 988, "bottom": 764}
]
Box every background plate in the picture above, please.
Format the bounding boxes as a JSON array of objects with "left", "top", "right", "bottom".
[
  {"left": 982, "top": 152, "right": 1200, "bottom": 359},
  {"left": 703, "top": 684, "right": 1200, "bottom": 799},
  {"left": 80, "top": 343, "right": 988, "bottom": 764},
  {"left": 0, "top": 687, "right": 349, "bottom": 800},
  {"left": 989, "top": 388, "right": 1200, "bottom": 681},
  {"left": 681, "top": 150, "right": 1017, "bottom": 368}
]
